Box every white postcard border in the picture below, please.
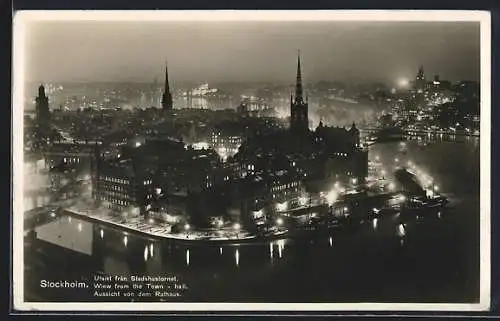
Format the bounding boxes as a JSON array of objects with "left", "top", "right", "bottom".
[{"left": 11, "top": 10, "right": 492, "bottom": 312}]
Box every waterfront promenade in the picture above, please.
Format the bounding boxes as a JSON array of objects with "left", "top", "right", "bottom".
[{"left": 61, "top": 205, "right": 287, "bottom": 243}]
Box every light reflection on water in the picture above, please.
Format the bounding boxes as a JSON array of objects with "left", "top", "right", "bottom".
[{"left": 27, "top": 140, "right": 480, "bottom": 302}]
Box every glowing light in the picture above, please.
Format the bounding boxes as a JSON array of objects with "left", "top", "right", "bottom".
[
  {"left": 373, "top": 218, "right": 378, "bottom": 229},
  {"left": 277, "top": 240, "right": 284, "bottom": 258},
  {"left": 329, "top": 237, "right": 333, "bottom": 247},
  {"left": 184, "top": 223, "right": 190, "bottom": 231},
  {"left": 394, "top": 158, "right": 399, "bottom": 163},
  {"left": 373, "top": 208, "right": 380, "bottom": 214},
  {"left": 437, "top": 211, "right": 442, "bottom": 219},
  {"left": 399, "top": 195, "right": 407, "bottom": 202},
  {"left": 100, "top": 229, "right": 104, "bottom": 238},
  {"left": 148, "top": 218, "right": 154, "bottom": 224},
  {"left": 219, "top": 247, "right": 223, "bottom": 255},
  {"left": 298, "top": 196, "right": 308, "bottom": 206},
  {"left": 269, "top": 243, "right": 274, "bottom": 259},
  {"left": 375, "top": 155, "right": 380, "bottom": 161},
  {"left": 388, "top": 182, "right": 396, "bottom": 191},
  {"left": 123, "top": 235, "right": 128, "bottom": 247},
  {"left": 276, "top": 201, "right": 288, "bottom": 212},
  {"left": 233, "top": 223, "right": 241, "bottom": 231},
  {"left": 276, "top": 217, "right": 284, "bottom": 226},
  {"left": 434, "top": 185, "right": 439, "bottom": 191},
  {"left": 50, "top": 212, "right": 56, "bottom": 218},
  {"left": 253, "top": 209, "right": 264, "bottom": 218},
  {"left": 185, "top": 249, "right": 190, "bottom": 266},
  {"left": 351, "top": 178, "right": 358, "bottom": 185},
  {"left": 144, "top": 246, "right": 148, "bottom": 261},
  {"left": 235, "top": 248, "right": 240, "bottom": 267},
  {"left": 192, "top": 142, "right": 209, "bottom": 150},
  {"left": 77, "top": 223, "right": 82, "bottom": 232},
  {"left": 135, "top": 141, "right": 142, "bottom": 148},
  {"left": 150, "top": 243, "right": 154, "bottom": 257},
  {"left": 325, "top": 190, "right": 338, "bottom": 206},
  {"left": 398, "top": 78, "right": 409, "bottom": 88},
  {"left": 397, "top": 224, "right": 406, "bottom": 237}
]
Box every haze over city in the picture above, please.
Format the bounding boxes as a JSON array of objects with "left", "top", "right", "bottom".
[{"left": 24, "top": 20, "right": 480, "bottom": 85}]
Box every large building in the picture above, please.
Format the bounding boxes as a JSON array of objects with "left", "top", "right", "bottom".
[
  {"left": 35, "top": 84, "right": 52, "bottom": 140},
  {"left": 94, "top": 157, "right": 154, "bottom": 215}
]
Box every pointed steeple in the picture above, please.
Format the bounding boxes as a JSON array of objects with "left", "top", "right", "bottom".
[
  {"left": 162, "top": 60, "right": 173, "bottom": 111},
  {"left": 295, "top": 50, "right": 303, "bottom": 103},
  {"left": 38, "top": 84, "right": 46, "bottom": 97},
  {"left": 164, "top": 60, "right": 170, "bottom": 94}
]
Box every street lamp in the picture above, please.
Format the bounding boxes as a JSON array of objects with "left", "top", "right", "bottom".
[
  {"left": 276, "top": 217, "right": 284, "bottom": 226},
  {"left": 184, "top": 223, "right": 190, "bottom": 231},
  {"left": 233, "top": 223, "right": 241, "bottom": 231}
]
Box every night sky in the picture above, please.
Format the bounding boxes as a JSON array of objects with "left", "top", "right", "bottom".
[{"left": 23, "top": 20, "right": 480, "bottom": 85}]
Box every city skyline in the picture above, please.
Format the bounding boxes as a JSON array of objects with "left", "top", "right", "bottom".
[{"left": 24, "top": 21, "right": 480, "bottom": 85}]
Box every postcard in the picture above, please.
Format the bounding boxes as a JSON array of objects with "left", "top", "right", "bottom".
[{"left": 11, "top": 10, "right": 491, "bottom": 312}]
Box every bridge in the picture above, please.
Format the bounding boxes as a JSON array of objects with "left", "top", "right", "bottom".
[{"left": 359, "top": 126, "right": 479, "bottom": 137}]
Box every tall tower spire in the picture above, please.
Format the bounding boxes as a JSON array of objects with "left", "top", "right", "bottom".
[
  {"left": 290, "top": 50, "right": 309, "bottom": 134},
  {"left": 164, "top": 61, "right": 170, "bottom": 93},
  {"left": 35, "top": 83, "right": 51, "bottom": 141},
  {"left": 295, "top": 50, "right": 303, "bottom": 103},
  {"left": 161, "top": 60, "right": 173, "bottom": 111}
]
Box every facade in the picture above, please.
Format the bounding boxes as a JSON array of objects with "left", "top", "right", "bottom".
[
  {"left": 94, "top": 157, "right": 154, "bottom": 215},
  {"left": 45, "top": 141, "right": 99, "bottom": 199},
  {"left": 210, "top": 122, "right": 243, "bottom": 158}
]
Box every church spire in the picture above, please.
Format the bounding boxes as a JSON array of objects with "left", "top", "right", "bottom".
[
  {"left": 162, "top": 59, "right": 173, "bottom": 111},
  {"left": 295, "top": 50, "right": 303, "bottom": 103}
]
